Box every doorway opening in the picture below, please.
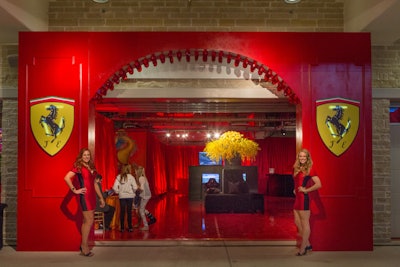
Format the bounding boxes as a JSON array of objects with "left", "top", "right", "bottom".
[{"left": 93, "top": 49, "right": 298, "bottom": 241}]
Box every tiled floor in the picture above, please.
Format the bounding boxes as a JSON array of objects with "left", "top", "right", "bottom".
[{"left": 1, "top": 244, "right": 400, "bottom": 267}]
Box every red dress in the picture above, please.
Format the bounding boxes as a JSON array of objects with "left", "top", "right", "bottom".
[
  {"left": 293, "top": 168, "right": 317, "bottom": 211},
  {"left": 71, "top": 166, "right": 97, "bottom": 211}
]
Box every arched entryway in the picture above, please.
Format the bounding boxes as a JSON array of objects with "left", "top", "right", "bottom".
[{"left": 92, "top": 49, "right": 299, "bottom": 242}]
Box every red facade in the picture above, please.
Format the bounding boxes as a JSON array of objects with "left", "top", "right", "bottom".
[{"left": 18, "top": 32, "right": 372, "bottom": 251}]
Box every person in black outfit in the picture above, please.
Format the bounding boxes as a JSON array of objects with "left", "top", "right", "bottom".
[{"left": 95, "top": 174, "right": 115, "bottom": 230}]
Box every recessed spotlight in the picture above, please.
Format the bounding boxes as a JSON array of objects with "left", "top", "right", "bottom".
[{"left": 284, "top": 0, "right": 301, "bottom": 3}]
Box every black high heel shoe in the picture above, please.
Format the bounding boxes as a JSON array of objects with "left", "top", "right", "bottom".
[
  {"left": 295, "top": 250, "right": 307, "bottom": 256},
  {"left": 80, "top": 246, "right": 94, "bottom": 257},
  {"left": 305, "top": 245, "right": 313, "bottom": 252}
]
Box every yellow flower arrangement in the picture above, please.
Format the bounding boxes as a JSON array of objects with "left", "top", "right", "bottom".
[{"left": 204, "top": 131, "right": 260, "bottom": 163}]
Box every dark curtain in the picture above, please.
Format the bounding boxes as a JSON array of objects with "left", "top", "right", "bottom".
[{"left": 95, "top": 113, "right": 118, "bottom": 190}]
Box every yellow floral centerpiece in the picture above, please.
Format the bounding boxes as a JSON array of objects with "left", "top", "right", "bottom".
[{"left": 204, "top": 131, "right": 260, "bottom": 164}]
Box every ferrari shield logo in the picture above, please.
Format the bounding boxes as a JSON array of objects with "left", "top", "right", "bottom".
[
  {"left": 316, "top": 98, "right": 359, "bottom": 156},
  {"left": 30, "top": 97, "right": 75, "bottom": 156}
]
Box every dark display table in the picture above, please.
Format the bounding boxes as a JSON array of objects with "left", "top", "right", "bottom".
[
  {"left": 205, "top": 193, "right": 264, "bottom": 213},
  {"left": 266, "top": 174, "right": 294, "bottom": 197}
]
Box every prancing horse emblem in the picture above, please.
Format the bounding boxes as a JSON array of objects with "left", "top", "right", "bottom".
[
  {"left": 325, "top": 105, "right": 351, "bottom": 143},
  {"left": 39, "top": 104, "right": 65, "bottom": 143},
  {"left": 30, "top": 97, "right": 75, "bottom": 156},
  {"left": 316, "top": 98, "right": 359, "bottom": 156}
]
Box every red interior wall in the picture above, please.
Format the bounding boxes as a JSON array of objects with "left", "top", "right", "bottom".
[{"left": 18, "top": 32, "right": 372, "bottom": 251}]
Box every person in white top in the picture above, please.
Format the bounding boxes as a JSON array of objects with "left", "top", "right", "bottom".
[
  {"left": 112, "top": 164, "right": 138, "bottom": 232},
  {"left": 135, "top": 166, "right": 156, "bottom": 231}
]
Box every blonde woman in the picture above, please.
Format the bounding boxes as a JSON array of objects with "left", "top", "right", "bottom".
[
  {"left": 135, "top": 166, "right": 156, "bottom": 231},
  {"left": 292, "top": 149, "right": 322, "bottom": 256},
  {"left": 113, "top": 164, "right": 138, "bottom": 232}
]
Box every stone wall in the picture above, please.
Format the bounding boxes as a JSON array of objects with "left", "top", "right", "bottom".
[
  {"left": 372, "top": 40, "right": 400, "bottom": 88},
  {"left": 1, "top": 45, "right": 18, "bottom": 246},
  {"left": 0, "top": 100, "right": 18, "bottom": 246},
  {"left": 372, "top": 99, "right": 391, "bottom": 243},
  {"left": 48, "top": 0, "right": 344, "bottom": 32}
]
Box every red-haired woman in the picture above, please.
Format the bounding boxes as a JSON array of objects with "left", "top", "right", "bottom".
[{"left": 64, "top": 148, "right": 105, "bottom": 257}]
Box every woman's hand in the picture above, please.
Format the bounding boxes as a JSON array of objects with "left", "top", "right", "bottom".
[
  {"left": 74, "top": 187, "right": 87, "bottom": 194},
  {"left": 298, "top": 186, "right": 308, "bottom": 194},
  {"left": 99, "top": 198, "right": 106, "bottom": 208}
]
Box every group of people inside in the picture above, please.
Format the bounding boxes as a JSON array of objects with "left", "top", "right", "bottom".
[
  {"left": 110, "top": 164, "right": 156, "bottom": 232},
  {"left": 63, "top": 148, "right": 156, "bottom": 257}
]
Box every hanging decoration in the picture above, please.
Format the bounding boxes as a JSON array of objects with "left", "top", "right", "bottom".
[{"left": 94, "top": 49, "right": 300, "bottom": 105}]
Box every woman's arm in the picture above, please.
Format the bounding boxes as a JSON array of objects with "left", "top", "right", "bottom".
[
  {"left": 94, "top": 180, "right": 105, "bottom": 208},
  {"left": 64, "top": 171, "right": 76, "bottom": 193},
  {"left": 112, "top": 177, "right": 120, "bottom": 193},
  {"left": 298, "top": 175, "right": 321, "bottom": 194},
  {"left": 64, "top": 171, "right": 87, "bottom": 195},
  {"left": 305, "top": 176, "right": 322, "bottom": 193}
]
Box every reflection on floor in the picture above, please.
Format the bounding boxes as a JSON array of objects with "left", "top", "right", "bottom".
[{"left": 95, "top": 193, "right": 296, "bottom": 241}]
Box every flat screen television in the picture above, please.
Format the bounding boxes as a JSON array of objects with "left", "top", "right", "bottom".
[
  {"left": 199, "top": 152, "right": 222, "bottom": 165},
  {"left": 201, "top": 173, "right": 220, "bottom": 184}
]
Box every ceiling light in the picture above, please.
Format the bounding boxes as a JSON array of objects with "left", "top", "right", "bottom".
[
  {"left": 284, "top": 0, "right": 301, "bottom": 3},
  {"left": 92, "top": 0, "right": 109, "bottom": 3}
]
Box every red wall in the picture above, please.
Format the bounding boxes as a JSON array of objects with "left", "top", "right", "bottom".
[{"left": 18, "top": 32, "right": 372, "bottom": 251}]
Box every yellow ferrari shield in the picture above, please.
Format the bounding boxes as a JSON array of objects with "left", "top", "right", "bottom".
[
  {"left": 316, "top": 98, "right": 359, "bottom": 156},
  {"left": 30, "top": 97, "right": 75, "bottom": 156}
]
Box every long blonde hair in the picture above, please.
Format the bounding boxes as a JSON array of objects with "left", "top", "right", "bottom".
[
  {"left": 119, "top": 164, "right": 131, "bottom": 183},
  {"left": 293, "top": 148, "right": 313, "bottom": 176}
]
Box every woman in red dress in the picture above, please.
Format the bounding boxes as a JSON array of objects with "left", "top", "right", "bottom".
[
  {"left": 64, "top": 148, "right": 105, "bottom": 257},
  {"left": 293, "top": 148, "right": 322, "bottom": 256}
]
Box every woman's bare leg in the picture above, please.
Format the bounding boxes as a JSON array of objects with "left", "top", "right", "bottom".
[
  {"left": 81, "top": 210, "right": 94, "bottom": 253},
  {"left": 293, "top": 210, "right": 302, "bottom": 247},
  {"left": 298, "top": 210, "right": 311, "bottom": 253}
]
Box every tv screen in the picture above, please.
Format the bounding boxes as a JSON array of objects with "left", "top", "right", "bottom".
[
  {"left": 199, "top": 152, "right": 221, "bottom": 165},
  {"left": 201, "top": 173, "right": 220, "bottom": 184}
]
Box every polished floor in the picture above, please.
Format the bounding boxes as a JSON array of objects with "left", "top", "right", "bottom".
[
  {"left": 95, "top": 194, "right": 297, "bottom": 241},
  {"left": 1, "top": 193, "right": 400, "bottom": 266}
]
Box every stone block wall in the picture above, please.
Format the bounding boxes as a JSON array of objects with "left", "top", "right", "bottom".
[
  {"left": 372, "top": 99, "right": 391, "bottom": 243},
  {"left": 48, "top": 0, "right": 344, "bottom": 32}
]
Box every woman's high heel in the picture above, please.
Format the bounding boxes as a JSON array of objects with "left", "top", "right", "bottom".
[
  {"left": 80, "top": 246, "right": 94, "bottom": 257},
  {"left": 295, "top": 250, "right": 307, "bottom": 256},
  {"left": 305, "top": 245, "right": 313, "bottom": 252}
]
